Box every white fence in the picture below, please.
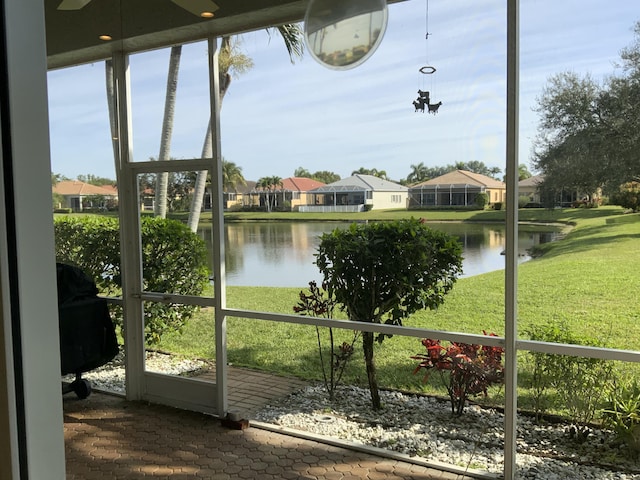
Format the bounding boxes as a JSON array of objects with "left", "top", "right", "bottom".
[{"left": 298, "top": 205, "right": 364, "bottom": 213}]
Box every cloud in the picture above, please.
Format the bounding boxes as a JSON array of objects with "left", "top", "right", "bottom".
[{"left": 47, "top": 0, "right": 639, "bottom": 182}]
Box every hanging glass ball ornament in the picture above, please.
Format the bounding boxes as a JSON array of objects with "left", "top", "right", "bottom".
[{"left": 304, "top": 0, "right": 388, "bottom": 70}]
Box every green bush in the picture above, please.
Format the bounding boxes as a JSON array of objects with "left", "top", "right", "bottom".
[
  {"left": 54, "top": 216, "right": 209, "bottom": 345},
  {"left": 315, "top": 218, "right": 463, "bottom": 410},
  {"left": 474, "top": 192, "right": 489, "bottom": 209},
  {"left": 518, "top": 195, "right": 531, "bottom": 208},
  {"left": 522, "top": 320, "right": 614, "bottom": 438},
  {"left": 610, "top": 182, "right": 640, "bottom": 212}
]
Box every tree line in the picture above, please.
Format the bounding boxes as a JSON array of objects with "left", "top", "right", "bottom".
[{"left": 52, "top": 157, "right": 533, "bottom": 215}]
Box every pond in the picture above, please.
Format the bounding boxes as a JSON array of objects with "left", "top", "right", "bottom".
[{"left": 198, "top": 222, "right": 561, "bottom": 288}]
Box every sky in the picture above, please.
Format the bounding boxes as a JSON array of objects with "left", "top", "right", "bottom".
[{"left": 46, "top": 0, "right": 639, "bottom": 184}]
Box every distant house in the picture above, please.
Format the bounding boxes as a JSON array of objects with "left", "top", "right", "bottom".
[
  {"left": 52, "top": 180, "right": 118, "bottom": 212},
  {"left": 139, "top": 187, "right": 155, "bottom": 211},
  {"left": 304, "top": 174, "right": 408, "bottom": 212},
  {"left": 222, "top": 180, "right": 257, "bottom": 210},
  {"left": 519, "top": 174, "right": 587, "bottom": 207},
  {"left": 519, "top": 175, "right": 544, "bottom": 204},
  {"left": 188, "top": 181, "right": 257, "bottom": 212},
  {"left": 249, "top": 177, "right": 326, "bottom": 211},
  {"left": 409, "top": 170, "right": 506, "bottom": 208}
]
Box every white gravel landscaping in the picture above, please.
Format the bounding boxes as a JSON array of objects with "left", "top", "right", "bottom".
[
  {"left": 66, "top": 353, "right": 640, "bottom": 480},
  {"left": 254, "top": 385, "right": 640, "bottom": 480}
]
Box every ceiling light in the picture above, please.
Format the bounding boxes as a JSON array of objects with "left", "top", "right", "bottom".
[
  {"left": 99, "top": 35, "right": 112, "bottom": 41},
  {"left": 171, "top": 0, "right": 219, "bottom": 17},
  {"left": 200, "top": 11, "right": 215, "bottom": 18}
]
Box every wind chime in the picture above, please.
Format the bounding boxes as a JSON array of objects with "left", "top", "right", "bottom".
[{"left": 412, "top": 0, "right": 442, "bottom": 115}]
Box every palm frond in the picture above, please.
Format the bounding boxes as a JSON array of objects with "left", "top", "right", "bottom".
[{"left": 267, "top": 23, "right": 305, "bottom": 63}]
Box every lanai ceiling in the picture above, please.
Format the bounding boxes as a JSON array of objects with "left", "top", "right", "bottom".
[{"left": 45, "top": 0, "right": 307, "bottom": 69}]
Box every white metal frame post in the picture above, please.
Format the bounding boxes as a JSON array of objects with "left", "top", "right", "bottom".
[
  {"left": 207, "top": 37, "right": 229, "bottom": 417},
  {"left": 504, "top": 0, "right": 520, "bottom": 478},
  {"left": 111, "top": 51, "right": 146, "bottom": 400}
]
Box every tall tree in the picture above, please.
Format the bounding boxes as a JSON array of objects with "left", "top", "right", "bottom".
[
  {"left": 532, "top": 21, "right": 640, "bottom": 196},
  {"left": 154, "top": 45, "right": 182, "bottom": 219},
  {"left": 406, "top": 162, "right": 429, "bottom": 184},
  {"left": 312, "top": 171, "right": 340, "bottom": 184},
  {"left": 186, "top": 26, "right": 304, "bottom": 231},
  {"left": 52, "top": 173, "right": 68, "bottom": 185},
  {"left": 256, "top": 175, "right": 283, "bottom": 212},
  {"left": 294, "top": 167, "right": 312, "bottom": 178},
  {"left": 77, "top": 174, "right": 117, "bottom": 186},
  {"left": 222, "top": 160, "right": 246, "bottom": 192},
  {"left": 106, "top": 28, "right": 303, "bottom": 228},
  {"left": 532, "top": 72, "right": 610, "bottom": 195},
  {"left": 294, "top": 167, "right": 340, "bottom": 184},
  {"left": 456, "top": 161, "right": 502, "bottom": 179},
  {"left": 518, "top": 164, "right": 532, "bottom": 181},
  {"left": 352, "top": 167, "right": 388, "bottom": 180},
  {"left": 166, "top": 171, "right": 196, "bottom": 212}
]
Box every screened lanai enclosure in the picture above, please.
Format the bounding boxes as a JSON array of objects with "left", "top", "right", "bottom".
[
  {"left": 2, "top": 1, "right": 638, "bottom": 479},
  {"left": 409, "top": 183, "right": 486, "bottom": 207}
]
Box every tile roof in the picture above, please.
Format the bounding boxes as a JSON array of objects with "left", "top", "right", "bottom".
[
  {"left": 518, "top": 174, "right": 544, "bottom": 187},
  {"left": 313, "top": 174, "right": 408, "bottom": 192},
  {"left": 233, "top": 180, "right": 256, "bottom": 194},
  {"left": 282, "top": 177, "right": 326, "bottom": 192},
  {"left": 412, "top": 170, "right": 505, "bottom": 189},
  {"left": 53, "top": 180, "right": 118, "bottom": 196}
]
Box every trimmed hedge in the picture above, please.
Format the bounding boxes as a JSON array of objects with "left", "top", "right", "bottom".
[{"left": 54, "top": 215, "right": 209, "bottom": 345}]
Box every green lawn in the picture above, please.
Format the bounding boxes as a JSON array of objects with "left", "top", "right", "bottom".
[
  {"left": 156, "top": 206, "right": 640, "bottom": 409},
  {"left": 167, "top": 204, "right": 619, "bottom": 225}
]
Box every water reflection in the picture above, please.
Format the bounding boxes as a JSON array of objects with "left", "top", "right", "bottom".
[{"left": 197, "top": 222, "right": 560, "bottom": 288}]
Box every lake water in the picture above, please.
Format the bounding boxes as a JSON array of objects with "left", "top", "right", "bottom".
[{"left": 198, "top": 222, "right": 561, "bottom": 288}]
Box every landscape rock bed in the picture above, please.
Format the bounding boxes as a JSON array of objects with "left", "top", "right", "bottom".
[
  {"left": 66, "top": 353, "right": 640, "bottom": 479},
  {"left": 254, "top": 385, "right": 640, "bottom": 480}
]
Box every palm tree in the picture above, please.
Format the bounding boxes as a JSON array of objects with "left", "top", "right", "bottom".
[
  {"left": 106, "top": 26, "right": 303, "bottom": 229},
  {"left": 256, "top": 175, "right": 283, "bottom": 212},
  {"left": 153, "top": 45, "right": 182, "bottom": 219},
  {"left": 518, "top": 163, "right": 532, "bottom": 181},
  {"left": 352, "top": 167, "right": 388, "bottom": 180},
  {"left": 294, "top": 167, "right": 312, "bottom": 178},
  {"left": 406, "top": 162, "right": 429, "bottom": 184},
  {"left": 221, "top": 160, "right": 246, "bottom": 208},
  {"left": 186, "top": 26, "right": 304, "bottom": 231},
  {"left": 312, "top": 170, "right": 340, "bottom": 184},
  {"left": 222, "top": 160, "right": 246, "bottom": 192}
]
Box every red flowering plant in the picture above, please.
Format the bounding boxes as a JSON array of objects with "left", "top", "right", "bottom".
[{"left": 411, "top": 332, "right": 504, "bottom": 415}]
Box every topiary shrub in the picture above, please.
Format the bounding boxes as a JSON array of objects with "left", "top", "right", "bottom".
[
  {"left": 475, "top": 192, "right": 489, "bottom": 209},
  {"left": 54, "top": 215, "right": 209, "bottom": 345},
  {"left": 315, "top": 218, "right": 463, "bottom": 410}
]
